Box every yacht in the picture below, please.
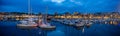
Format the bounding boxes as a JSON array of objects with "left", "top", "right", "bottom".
[
  {"left": 17, "top": 0, "right": 37, "bottom": 29},
  {"left": 17, "top": 18, "right": 37, "bottom": 29},
  {"left": 38, "top": 7, "right": 56, "bottom": 30}
]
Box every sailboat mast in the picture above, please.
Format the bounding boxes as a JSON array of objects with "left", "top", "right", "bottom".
[
  {"left": 46, "top": 6, "right": 48, "bottom": 23},
  {"left": 28, "top": 0, "right": 31, "bottom": 18}
]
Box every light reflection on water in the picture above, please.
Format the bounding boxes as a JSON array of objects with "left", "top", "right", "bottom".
[{"left": 0, "top": 21, "right": 120, "bottom": 36}]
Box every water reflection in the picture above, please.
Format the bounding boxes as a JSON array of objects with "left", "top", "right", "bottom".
[{"left": 0, "top": 21, "right": 120, "bottom": 36}]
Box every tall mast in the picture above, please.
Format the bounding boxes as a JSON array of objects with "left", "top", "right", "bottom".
[
  {"left": 118, "top": 1, "right": 120, "bottom": 12},
  {"left": 45, "top": 6, "right": 48, "bottom": 23},
  {"left": 28, "top": 0, "right": 31, "bottom": 18}
]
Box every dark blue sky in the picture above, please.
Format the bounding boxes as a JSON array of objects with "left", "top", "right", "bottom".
[{"left": 0, "top": 0, "right": 120, "bottom": 14}]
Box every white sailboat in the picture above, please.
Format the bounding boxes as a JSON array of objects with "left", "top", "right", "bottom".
[
  {"left": 17, "top": 0, "right": 37, "bottom": 29},
  {"left": 38, "top": 6, "right": 56, "bottom": 30},
  {"left": 73, "top": 20, "right": 85, "bottom": 30},
  {"left": 17, "top": 18, "right": 38, "bottom": 29},
  {"left": 64, "top": 19, "right": 75, "bottom": 26},
  {"left": 75, "top": 21, "right": 84, "bottom": 27}
]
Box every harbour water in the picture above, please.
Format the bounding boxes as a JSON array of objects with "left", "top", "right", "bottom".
[{"left": 0, "top": 21, "right": 120, "bottom": 36}]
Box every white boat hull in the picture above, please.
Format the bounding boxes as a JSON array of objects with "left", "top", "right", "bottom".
[
  {"left": 17, "top": 24, "right": 37, "bottom": 29},
  {"left": 39, "top": 25, "right": 56, "bottom": 30}
]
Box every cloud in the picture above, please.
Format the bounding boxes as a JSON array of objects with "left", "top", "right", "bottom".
[
  {"left": 43, "top": 0, "right": 49, "bottom": 1},
  {"left": 70, "top": 0, "right": 83, "bottom": 5},
  {"left": 70, "top": 0, "right": 74, "bottom": 2},
  {"left": 51, "top": 0, "right": 65, "bottom": 4},
  {"left": 43, "top": 0, "right": 65, "bottom": 4},
  {"left": 75, "top": 2, "right": 83, "bottom": 5},
  {"left": 0, "top": 0, "right": 119, "bottom": 13}
]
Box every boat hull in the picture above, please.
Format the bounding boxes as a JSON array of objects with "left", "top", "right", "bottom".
[
  {"left": 73, "top": 24, "right": 84, "bottom": 30},
  {"left": 17, "top": 24, "right": 37, "bottom": 29},
  {"left": 39, "top": 26, "right": 56, "bottom": 30}
]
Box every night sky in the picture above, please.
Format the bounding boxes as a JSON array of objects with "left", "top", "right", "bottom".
[{"left": 0, "top": 0, "right": 120, "bottom": 14}]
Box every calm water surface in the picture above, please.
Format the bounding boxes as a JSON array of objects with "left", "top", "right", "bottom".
[{"left": 0, "top": 21, "right": 120, "bottom": 36}]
